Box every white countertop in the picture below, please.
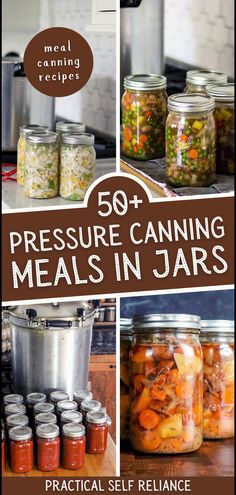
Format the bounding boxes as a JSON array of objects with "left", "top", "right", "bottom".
[{"left": 2, "top": 158, "right": 116, "bottom": 211}]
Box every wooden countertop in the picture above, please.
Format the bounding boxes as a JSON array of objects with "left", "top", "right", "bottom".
[
  {"left": 4, "top": 435, "right": 116, "bottom": 477},
  {"left": 120, "top": 438, "right": 234, "bottom": 477}
]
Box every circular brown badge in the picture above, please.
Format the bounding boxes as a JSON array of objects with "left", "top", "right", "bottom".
[{"left": 23, "top": 27, "right": 93, "bottom": 97}]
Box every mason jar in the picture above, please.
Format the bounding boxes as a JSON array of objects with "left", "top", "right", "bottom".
[
  {"left": 56, "top": 122, "right": 86, "bottom": 141},
  {"left": 17, "top": 125, "right": 48, "bottom": 186},
  {"left": 130, "top": 314, "right": 203, "bottom": 454},
  {"left": 120, "top": 318, "right": 133, "bottom": 441},
  {"left": 34, "top": 413, "right": 57, "bottom": 427},
  {"left": 80, "top": 399, "right": 102, "bottom": 421},
  {"left": 9, "top": 426, "right": 33, "bottom": 473},
  {"left": 3, "top": 394, "right": 24, "bottom": 406},
  {"left": 33, "top": 402, "right": 55, "bottom": 417},
  {"left": 86, "top": 411, "right": 111, "bottom": 454},
  {"left": 24, "top": 131, "right": 58, "bottom": 198},
  {"left": 200, "top": 320, "right": 234, "bottom": 439},
  {"left": 206, "top": 84, "right": 234, "bottom": 174},
  {"left": 56, "top": 400, "right": 78, "bottom": 419},
  {"left": 122, "top": 74, "right": 167, "bottom": 160},
  {"left": 49, "top": 391, "right": 69, "bottom": 407},
  {"left": 73, "top": 390, "right": 93, "bottom": 411},
  {"left": 60, "top": 133, "right": 96, "bottom": 201},
  {"left": 26, "top": 393, "right": 47, "bottom": 424},
  {"left": 5, "top": 404, "right": 26, "bottom": 417},
  {"left": 166, "top": 94, "right": 216, "bottom": 187},
  {"left": 6, "top": 414, "right": 29, "bottom": 431},
  {"left": 62, "top": 423, "right": 86, "bottom": 470},
  {"left": 36, "top": 424, "right": 60, "bottom": 472},
  {"left": 185, "top": 70, "right": 228, "bottom": 94}
]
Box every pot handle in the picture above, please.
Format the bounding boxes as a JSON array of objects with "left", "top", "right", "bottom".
[{"left": 45, "top": 320, "right": 72, "bottom": 328}]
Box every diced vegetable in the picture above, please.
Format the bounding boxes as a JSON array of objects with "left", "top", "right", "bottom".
[
  {"left": 157, "top": 414, "right": 182, "bottom": 439},
  {"left": 24, "top": 143, "right": 58, "bottom": 198}
]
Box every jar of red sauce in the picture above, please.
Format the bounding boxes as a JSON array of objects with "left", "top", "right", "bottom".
[
  {"left": 33, "top": 402, "right": 55, "bottom": 417},
  {"left": 6, "top": 414, "right": 29, "bottom": 431},
  {"left": 35, "top": 413, "right": 57, "bottom": 427},
  {"left": 56, "top": 400, "right": 78, "bottom": 419},
  {"left": 2, "top": 429, "right": 5, "bottom": 473},
  {"left": 62, "top": 423, "right": 86, "bottom": 470},
  {"left": 3, "top": 394, "right": 24, "bottom": 406},
  {"left": 36, "top": 424, "right": 60, "bottom": 472},
  {"left": 60, "top": 410, "right": 83, "bottom": 429},
  {"left": 9, "top": 426, "right": 33, "bottom": 473},
  {"left": 5, "top": 403, "right": 26, "bottom": 417},
  {"left": 73, "top": 390, "right": 93, "bottom": 411},
  {"left": 80, "top": 400, "right": 101, "bottom": 421},
  {"left": 26, "top": 393, "right": 46, "bottom": 424},
  {"left": 86, "top": 411, "right": 110, "bottom": 454},
  {"left": 49, "top": 391, "right": 69, "bottom": 407}
]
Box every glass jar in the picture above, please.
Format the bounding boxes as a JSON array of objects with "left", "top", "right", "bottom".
[
  {"left": 166, "top": 94, "right": 216, "bottom": 187},
  {"left": 73, "top": 390, "right": 93, "bottom": 411},
  {"left": 36, "top": 424, "right": 60, "bottom": 471},
  {"left": 206, "top": 84, "right": 234, "bottom": 174},
  {"left": 185, "top": 70, "right": 228, "bottom": 94},
  {"left": 17, "top": 125, "right": 48, "bottom": 186},
  {"left": 49, "top": 391, "right": 69, "bottom": 406},
  {"left": 62, "top": 423, "right": 86, "bottom": 470},
  {"left": 2, "top": 430, "right": 5, "bottom": 473},
  {"left": 56, "top": 400, "right": 78, "bottom": 418},
  {"left": 122, "top": 75, "right": 167, "bottom": 160},
  {"left": 24, "top": 131, "right": 58, "bottom": 198},
  {"left": 130, "top": 314, "right": 203, "bottom": 454},
  {"left": 35, "top": 413, "right": 57, "bottom": 427},
  {"left": 56, "top": 122, "right": 86, "bottom": 141},
  {"left": 9, "top": 426, "right": 33, "bottom": 473},
  {"left": 86, "top": 411, "right": 110, "bottom": 454},
  {"left": 5, "top": 404, "right": 26, "bottom": 417},
  {"left": 33, "top": 402, "right": 55, "bottom": 416},
  {"left": 60, "top": 133, "right": 96, "bottom": 201},
  {"left": 200, "top": 320, "right": 234, "bottom": 439},
  {"left": 3, "top": 394, "right": 24, "bottom": 406},
  {"left": 26, "top": 393, "right": 47, "bottom": 424},
  {"left": 6, "top": 414, "right": 29, "bottom": 431},
  {"left": 120, "top": 319, "right": 133, "bottom": 441},
  {"left": 80, "top": 400, "right": 102, "bottom": 421},
  {"left": 60, "top": 410, "right": 83, "bottom": 429}
]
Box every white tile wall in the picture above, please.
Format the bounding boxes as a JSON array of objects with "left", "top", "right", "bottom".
[
  {"left": 164, "top": 0, "right": 234, "bottom": 77},
  {"left": 38, "top": 0, "right": 116, "bottom": 136}
]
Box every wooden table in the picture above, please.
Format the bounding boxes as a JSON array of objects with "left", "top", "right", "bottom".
[
  {"left": 4, "top": 435, "right": 116, "bottom": 477},
  {"left": 121, "top": 439, "right": 234, "bottom": 477}
]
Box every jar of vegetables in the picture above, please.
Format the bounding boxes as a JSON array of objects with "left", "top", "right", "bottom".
[
  {"left": 122, "top": 74, "right": 167, "bottom": 160},
  {"left": 129, "top": 314, "right": 203, "bottom": 454},
  {"left": 60, "top": 133, "right": 96, "bottom": 201},
  {"left": 166, "top": 94, "right": 216, "bottom": 187},
  {"left": 9, "top": 426, "right": 33, "bottom": 473},
  {"left": 56, "top": 122, "right": 86, "bottom": 141},
  {"left": 200, "top": 320, "right": 234, "bottom": 439},
  {"left": 86, "top": 411, "right": 111, "bottom": 454},
  {"left": 36, "top": 424, "right": 60, "bottom": 471},
  {"left": 17, "top": 125, "right": 48, "bottom": 186},
  {"left": 120, "top": 318, "right": 133, "bottom": 441},
  {"left": 206, "top": 84, "right": 234, "bottom": 174},
  {"left": 24, "top": 132, "right": 58, "bottom": 198},
  {"left": 185, "top": 70, "right": 228, "bottom": 94}
]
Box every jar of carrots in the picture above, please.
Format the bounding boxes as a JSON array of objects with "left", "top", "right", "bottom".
[
  {"left": 200, "top": 320, "right": 234, "bottom": 439},
  {"left": 120, "top": 319, "right": 133, "bottom": 441},
  {"left": 129, "top": 314, "right": 203, "bottom": 454}
]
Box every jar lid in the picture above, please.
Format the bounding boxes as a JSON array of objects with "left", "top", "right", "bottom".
[
  {"left": 34, "top": 402, "right": 55, "bottom": 414},
  {"left": 61, "top": 411, "right": 83, "bottom": 423},
  {"left": 6, "top": 414, "right": 29, "bottom": 428},
  {"left": 9, "top": 426, "right": 32, "bottom": 441},
  {"left": 62, "top": 423, "right": 85, "bottom": 438},
  {"left": 73, "top": 390, "right": 93, "bottom": 403},
  {"left": 20, "top": 125, "right": 48, "bottom": 137},
  {"left": 132, "top": 314, "right": 201, "bottom": 331},
  {"left": 35, "top": 413, "right": 57, "bottom": 425},
  {"left": 36, "top": 423, "right": 59, "bottom": 439},
  {"left": 61, "top": 132, "right": 95, "bottom": 145},
  {"left": 120, "top": 318, "right": 133, "bottom": 335},
  {"left": 50, "top": 391, "right": 69, "bottom": 403},
  {"left": 5, "top": 404, "right": 26, "bottom": 416},
  {"left": 168, "top": 93, "right": 215, "bottom": 113},
  {"left": 206, "top": 83, "right": 234, "bottom": 103},
  {"left": 86, "top": 411, "right": 109, "bottom": 425},
  {"left": 56, "top": 122, "right": 86, "bottom": 133},
  {"left": 57, "top": 400, "right": 78, "bottom": 413},
  {"left": 80, "top": 399, "right": 101, "bottom": 413},
  {"left": 3, "top": 394, "right": 24, "bottom": 405},
  {"left": 26, "top": 393, "right": 47, "bottom": 405},
  {"left": 201, "top": 320, "right": 234, "bottom": 333},
  {"left": 124, "top": 74, "right": 167, "bottom": 91},
  {"left": 186, "top": 70, "right": 228, "bottom": 86},
  {"left": 26, "top": 131, "right": 58, "bottom": 144}
]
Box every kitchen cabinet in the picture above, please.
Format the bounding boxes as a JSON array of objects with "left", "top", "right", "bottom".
[{"left": 86, "top": 0, "right": 116, "bottom": 32}]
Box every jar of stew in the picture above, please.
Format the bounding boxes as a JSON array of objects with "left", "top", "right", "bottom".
[
  {"left": 6, "top": 414, "right": 29, "bottom": 431},
  {"left": 86, "top": 411, "right": 110, "bottom": 454},
  {"left": 3, "top": 394, "right": 24, "bottom": 406},
  {"left": 80, "top": 400, "right": 101, "bottom": 421},
  {"left": 185, "top": 70, "right": 228, "bottom": 94},
  {"left": 120, "top": 319, "right": 133, "bottom": 441},
  {"left": 34, "top": 402, "right": 55, "bottom": 416},
  {"left": 56, "top": 400, "right": 78, "bottom": 418},
  {"left": 49, "top": 391, "right": 69, "bottom": 407},
  {"left": 24, "top": 131, "right": 58, "bottom": 198},
  {"left": 166, "top": 94, "right": 216, "bottom": 187},
  {"left": 2, "top": 429, "right": 5, "bottom": 473},
  {"left": 200, "top": 320, "right": 234, "bottom": 439},
  {"left": 17, "top": 125, "right": 48, "bottom": 186},
  {"left": 56, "top": 122, "right": 86, "bottom": 141},
  {"left": 26, "top": 393, "right": 46, "bottom": 424},
  {"left": 130, "top": 314, "right": 203, "bottom": 454},
  {"left": 206, "top": 84, "right": 234, "bottom": 174},
  {"left": 73, "top": 390, "right": 93, "bottom": 410},
  {"left": 9, "top": 426, "right": 33, "bottom": 473},
  {"left": 122, "top": 74, "right": 167, "bottom": 160},
  {"left": 61, "top": 411, "right": 83, "bottom": 428},
  {"left": 5, "top": 403, "right": 26, "bottom": 417},
  {"left": 36, "top": 424, "right": 60, "bottom": 471},
  {"left": 35, "top": 413, "right": 57, "bottom": 426},
  {"left": 62, "top": 423, "right": 86, "bottom": 470},
  {"left": 60, "top": 133, "right": 96, "bottom": 201}
]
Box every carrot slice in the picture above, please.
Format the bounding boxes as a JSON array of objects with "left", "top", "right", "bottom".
[
  {"left": 140, "top": 429, "right": 161, "bottom": 451},
  {"left": 124, "top": 128, "right": 132, "bottom": 141},
  {"left": 139, "top": 134, "right": 148, "bottom": 143},
  {"left": 150, "top": 387, "right": 166, "bottom": 401},
  {"left": 189, "top": 149, "right": 198, "bottom": 159},
  {"left": 181, "top": 134, "right": 188, "bottom": 142},
  {"left": 138, "top": 408, "right": 160, "bottom": 430}
]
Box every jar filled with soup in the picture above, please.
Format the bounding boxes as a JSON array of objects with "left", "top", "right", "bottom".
[
  {"left": 206, "top": 83, "right": 234, "bottom": 174},
  {"left": 166, "top": 94, "right": 216, "bottom": 187},
  {"left": 17, "top": 125, "right": 48, "bottom": 186},
  {"left": 120, "top": 318, "right": 133, "bottom": 441},
  {"left": 185, "top": 70, "right": 228, "bottom": 95},
  {"left": 122, "top": 74, "right": 167, "bottom": 160},
  {"left": 60, "top": 133, "right": 96, "bottom": 201},
  {"left": 130, "top": 314, "right": 203, "bottom": 454},
  {"left": 24, "top": 132, "right": 58, "bottom": 198},
  {"left": 200, "top": 320, "right": 234, "bottom": 439}
]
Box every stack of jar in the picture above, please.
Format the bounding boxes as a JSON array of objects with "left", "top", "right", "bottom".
[
  {"left": 17, "top": 121, "right": 96, "bottom": 201},
  {"left": 120, "top": 315, "right": 234, "bottom": 454},
  {"left": 121, "top": 70, "right": 234, "bottom": 187},
  {"left": 2, "top": 388, "right": 111, "bottom": 473}
]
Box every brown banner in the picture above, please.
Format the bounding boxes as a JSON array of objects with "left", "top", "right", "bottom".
[{"left": 2, "top": 175, "right": 234, "bottom": 303}]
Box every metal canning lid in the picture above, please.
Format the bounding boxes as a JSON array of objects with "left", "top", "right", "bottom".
[
  {"left": 36, "top": 423, "right": 59, "bottom": 439},
  {"left": 73, "top": 390, "right": 93, "bottom": 403},
  {"left": 56, "top": 121, "right": 86, "bottom": 133},
  {"left": 61, "top": 411, "right": 83, "bottom": 423},
  {"left": 3, "top": 394, "right": 24, "bottom": 405},
  {"left": 57, "top": 400, "right": 78, "bottom": 413},
  {"left": 124, "top": 74, "right": 167, "bottom": 91},
  {"left": 5, "top": 404, "right": 26, "bottom": 416},
  {"left": 26, "top": 393, "right": 47, "bottom": 405},
  {"left": 201, "top": 320, "right": 234, "bottom": 333},
  {"left": 168, "top": 93, "right": 215, "bottom": 113},
  {"left": 120, "top": 318, "right": 133, "bottom": 335},
  {"left": 132, "top": 314, "right": 201, "bottom": 331},
  {"left": 20, "top": 125, "right": 48, "bottom": 137},
  {"left": 186, "top": 70, "right": 228, "bottom": 86},
  {"left": 6, "top": 414, "right": 29, "bottom": 428},
  {"left": 9, "top": 302, "right": 95, "bottom": 327},
  {"left": 62, "top": 423, "right": 85, "bottom": 438},
  {"left": 206, "top": 83, "right": 234, "bottom": 103},
  {"left": 26, "top": 131, "right": 58, "bottom": 144},
  {"left": 61, "top": 132, "right": 95, "bottom": 145},
  {"left": 86, "top": 411, "right": 108, "bottom": 425},
  {"left": 35, "top": 413, "right": 57, "bottom": 425},
  {"left": 50, "top": 391, "right": 69, "bottom": 403},
  {"left": 9, "top": 426, "right": 32, "bottom": 441},
  {"left": 80, "top": 399, "right": 101, "bottom": 413},
  {"left": 34, "top": 402, "right": 54, "bottom": 414}
]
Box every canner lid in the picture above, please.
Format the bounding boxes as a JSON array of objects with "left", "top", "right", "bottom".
[{"left": 132, "top": 314, "right": 201, "bottom": 331}]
